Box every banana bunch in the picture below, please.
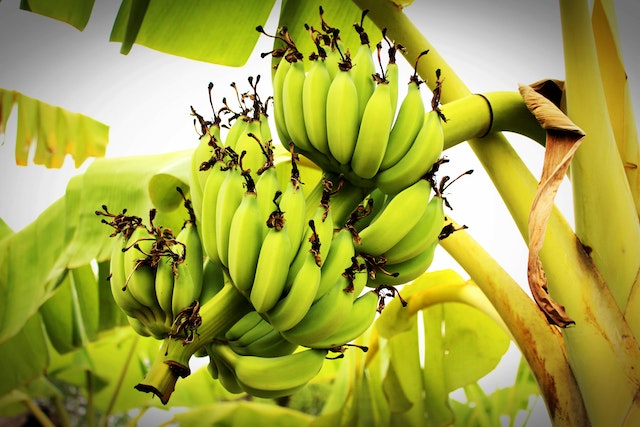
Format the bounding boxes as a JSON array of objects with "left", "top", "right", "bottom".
[
  {"left": 98, "top": 190, "right": 221, "bottom": 342},
  {"left": 261, "top": 10, "right": 444, "bottom": 193},
  {"left": 348, "top": 178, "right": 446, "bottom": 288},
  {"left": 205, "top": 343, "right": 328, "bottom": 398}
]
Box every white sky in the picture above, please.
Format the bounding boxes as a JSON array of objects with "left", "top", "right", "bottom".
[{"left": 0, "top": 1, "right": 638, "bottom": 425}]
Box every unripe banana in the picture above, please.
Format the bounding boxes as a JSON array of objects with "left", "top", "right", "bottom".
[
  {"left": 250, "top": 222, "right": 292, "bottom": 313},
  {"left": 379, "top": 76, "right": 425, "bottom": 171},
  {"left": 230, "top": 346, "right": 328, "bottom": 392},
  {"left": 227, "top": 174, "right": 263, "bottom": 294},
  {"left": 325, "top": 37, "right": 347, "bottom": 80},
  {"left": 383, "top": 194, "right": 444, "bottom": 264},
  {"left": 215, "top": 164, "right": 244, "bottom": 267},
  {"left": 367, "top": 240, "right": 438, "bottom": 287},
  {"left": 326, "top": 67, "right": 360, "bottom": 165},
  {"left": 198, "top": 258, "right": 225, "bottom": 305},
  {"left": 154, "top": 255, "right": 176, "bottom": 320},
  {"left": 223, "top": 114, "right": 248, "bottom": 151},
  {"left": 258, "top": 108, "right": 272, "bottom": 147},
  {"left": 386, "top": 60, "right": 399, "bottom": 117},
  {"left": 255, "top": 167, "right": 281, "bottom": 240},
  {"left": 200, "top": 157, "right": 229, "bottom": 264},
  {"left": 127, "top": 316, "right": 152, "bottom": 338},
  {"left": 316, "top": 228, "right": 356, "bottom": 300},
  {"left": 350, "top": 80, "right": 393, "bottom": 179},
  {"left": 272, "top": 58, "right": 292, "bottom": 147},
  {"left": 304, "top": 290, "right": 378, "bottom": 349},
  {"left": 351, "top": 44, "right": 376, "bottom": 120},
  {"left": 190, "top": 132, "right": 214, "bottom": 220},
  {"left": 376, "top": 109, "right": 444, "bottom": 195},
  {"left": 228, "top": 317, "right": 273, "bottom": 349},
  {"left": 355, "top": 178, "right": 431, "bottom": 256},
  {"left": 282, "top": 59, "right": 312, "bottom": 151},
  {"left": 266, "top": 244, "right": 321, "bottom": 332},
  {"left": 171, "top": 220, "right": 204, "bottom": 317},
  {"left": 206, "top": 346, "right": 245, "bottom": 394},
  {"left": 281, "top": 274, "right": 354, "bottom": 347},
  {"left": 279, "top": 177, "right": 307, "bottom": 263},
  {"left": 109, "top": 236, "right": 148, "bottom": 319},
  {"left": 352, "top": 188, "right": 388, "bottom": 233},
  {"left": 122, "top": 227, "right": 163, "bottom": 318},
  {"left": 233, "top": 327, "right": 298, "bottom": 358},
  {"left": 225, "top": 311, "right": 264, "bottom": 342},
  {"left": 234, "top": 119, "right": 266, "bottom": 179},
  {"left": 302, "top": 58, "right": 332, "bottom": 155}
]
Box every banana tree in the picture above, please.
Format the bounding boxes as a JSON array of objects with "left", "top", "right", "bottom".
[{"left": 1, "top": 0, "right": 638, "bottom": 426}]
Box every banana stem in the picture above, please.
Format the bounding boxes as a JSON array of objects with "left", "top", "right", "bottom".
[
  {"left": 134, "top": 283, "right": 251, "bottom": 404},
  {"left": 437, "top": 217, "right": 589, "bottom": 427},
  {"left": 440, "top": 92, "right": 546, "bottom": 149}
]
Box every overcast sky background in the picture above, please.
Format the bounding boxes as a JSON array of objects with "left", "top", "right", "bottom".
[{"left": 1, "top": 0, "right": 639, "bottom": 425}]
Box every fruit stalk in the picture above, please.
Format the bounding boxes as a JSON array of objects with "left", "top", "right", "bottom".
[{"left": 135, "top": 283, "right": 251, "bottom": 404}]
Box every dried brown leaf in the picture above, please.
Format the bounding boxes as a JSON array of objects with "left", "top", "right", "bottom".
[{"left": 519, "top": 82, "right": 586, "bottom": 327}]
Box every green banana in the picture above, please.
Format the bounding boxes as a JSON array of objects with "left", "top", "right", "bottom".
[
  {"left": 379, "top": 74, "right": 425, "bottom": 171},
  {"left": 199, "top": 155, "right": 229, "bottom": 264},
  {"left": 190, "top": 132, "right": 214, "bottom": 223},
  {"left": 266, "top": 244, "right": 322, "bottom": 332},
  {"left": 233, "top": 327, "right": 299, "bottom": 358},
  {"left": 350, "top": 79, "right": 394, "bottom": 179},
  {"left": 224, "top": 345, "right": 328, "bottom": 392},
  {"left": 228, "top": 317, "right": 274, "bottom": 349},
  {"left": 272, "top": 57, "right": 292, "bottom": 147},
  {"left": 305, "top": 290, "right": 378, "bottom": 349},
  {"left": 206, "top": 345, "right": 245, "bottom": 394},
  {"left": 376, "top": 109, "right": 444, "bottom": 195},
  {"left": 127, "top": 316, "right": 152, "bottom": 338},
  {"left": 302, "top": 57, "right": 332, "bottom": 155},
  {"left": 154, "top": 254, "right": 176, "bottom": 320},
  {"left": 326, "top": 65, "right": 360, "bottom": 165},
  {"left": 279, "top": 174, "right": 307, "bottom": 263},
  {"left": 316, "top": 227, "right": 356, "bottom": 300},
  {"left": 355, "top": 178, "right": 431, "bottom": 256},
  {"left": 215, "top": 161, "right": 244, "bottom": 267},
  {"left": 383, "top": 194, "right": 444, "bottom": 264},
  {"left": 198, "top": 258, "right": 225, "bottom": 305},
  {"left": 367, "top": 240, "right": 438, "bottom": 287},
  {"left": 255, "top": 166, "right": 282, "bottom": 240},
  {"left": 108, "top": 236, "right": 153, "bottom": 321},
  {"left": 282, "top": 59, "right": 312, "bottom": 152},
  {"left": 250, "top": 221, "right": 292, "bottom": 313},
  {"left": 171, "top": 219, "right": 204, "bottom": 318},
  {"left": 281, "top": 274, "right": 354, "bottom": 347},
  {"left": 351, "top": 16, "right": 376, "bottom": 120},
  {"left": 352, "top": 188, "right": 388, "bottom": 233},
  {"left": 234, "top": 118, "right": 266, "bottom": 179},
  {"left": 227, "top": 172, "right": 263, "bottom": 294},
  {"left": 225, "top": 311, "right": 264, "bottom": 342},
  {"left": 223, "top": 113, "right": 248, "bottom": 151},
  {"left": 122, "top": 226, "right": 158, "bottom": 311}
]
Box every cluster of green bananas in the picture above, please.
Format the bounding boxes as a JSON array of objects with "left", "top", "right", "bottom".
[
  {"left": 262, "top": 8, "right": 444, "bottom": 194},
  {"left": 97, "top": 193, "right": 223, "bottom": 342}
]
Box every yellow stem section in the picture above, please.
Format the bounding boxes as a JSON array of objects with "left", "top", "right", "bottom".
[
  {"left": 560, "top": 0, "right": 640, "bottom": 311},
  {"left": 437, "top": 217, "right": 588, "bottom": 427},
  {"left": 353, "top": 0, "right": 640, "bottom": 425}
]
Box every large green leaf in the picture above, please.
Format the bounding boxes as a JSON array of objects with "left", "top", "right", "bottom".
[
  {"left": 0, "top": 88, "right": 109, "bottom": 168},
  {"left": 0, "top": 315, "right": 49, "bottom": 397},
  {"left": 0, "top": 149, "right": 192, "bottom": 344},
  {"left": 20, "top": 0, "right": 95, "bottom": 31},
  {"left": 110, "top": 0, "right": 277, "bottom": 66}
]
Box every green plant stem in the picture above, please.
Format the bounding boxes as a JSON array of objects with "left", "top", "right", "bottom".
[
  {"left": 98, "top": 333, "right": 139, "bottom": 427},
  {"left": 52, "top": 394, "right": 72, "bottom": 427},
  {"left": 134, "top": 283, "right": 251, "bottom": 404},
  {"left": 436, "top": 217, "right": 589, "bottom": 427},
  {"left": 440, "top": 92, "right": 546, "bottom": 149},
  {"left": 22, "top": 397, "right": 56, "bottom": 427}
]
